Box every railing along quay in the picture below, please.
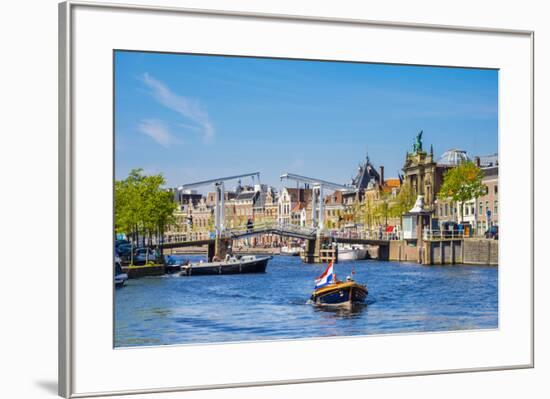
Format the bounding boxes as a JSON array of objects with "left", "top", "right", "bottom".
[{"left": 423, "top": 229, "right": 465, "bottom": 240}]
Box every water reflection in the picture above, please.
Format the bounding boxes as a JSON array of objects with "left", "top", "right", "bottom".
[{"left": 312, "top": 303, "right": 367, "bottom": 319}]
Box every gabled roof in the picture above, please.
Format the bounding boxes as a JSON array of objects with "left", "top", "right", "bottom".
[
  {"left": 384, "top": 178, "right": 401, "bottom": 188},
  {"left": 324, "top": 190, "right": 343, "bottom": 205},
  {"left": 236, "top": 191, "right": 257, "bottom": 201},
  {"left": 291, "top": 202, "right": 306, "bottom": 212},
  {"left": 350, "top": 155, "right": 380, "bottom": 189}
]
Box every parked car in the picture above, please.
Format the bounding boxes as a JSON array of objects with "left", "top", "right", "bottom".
[
  {"left": 134, "top": 247, "right": 160, "bottom": 264},
  {"left": 116, "top": 243, "right": 132, "bottom": 256},
  {"left": 115, "top": 239, "right": 130, "bottom": 248}
]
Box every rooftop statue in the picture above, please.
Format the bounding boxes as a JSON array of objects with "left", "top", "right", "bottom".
[{"left": 412, "top": 130, "right": 423, "bottom": 153}]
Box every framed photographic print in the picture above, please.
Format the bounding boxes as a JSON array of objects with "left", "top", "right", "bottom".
[{"left": 59, "top": 1, "right": 534, "bottom": 397}]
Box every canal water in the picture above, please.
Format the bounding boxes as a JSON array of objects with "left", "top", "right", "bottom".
[{"left": 114, "top": 255, "right": 498, "bottom": 347}]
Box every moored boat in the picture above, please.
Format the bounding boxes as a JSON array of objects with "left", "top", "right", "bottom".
[
  {"left": 337, "top": 245, "right": 367, "bottom": 261},
  {"left": 165, "top": 256, "right": 188, "bottom": 274},
  {"left": 179, "top": 255, "right": 271, "bottom": 276},
  {"left": 280, "top": 246, "right": 301, "bottom": 256},
  {"left": 114, "top": 259, "right": 128, "bottom": 288},
  {"left": 310, "top": 261, "right": 367, "bottom": 307}
]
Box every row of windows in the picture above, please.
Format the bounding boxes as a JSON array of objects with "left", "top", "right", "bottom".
[
  {"left": 479, "top": 200, "right": 498, "bottom": 216},
  {"left": 235, "top": 208, "right": 253, "bottom": 216},
  {"left": 278, "top": 204, "right": 292, "bottom": 215},
  {"left": 476, "top": 221, "right": 496, "bottom": 232},
  {"left": 481, "top": 184, "right": 498, "bottom": 195},
  {"left": 437, "top": 200, "right": 498, "bottom": 217}
]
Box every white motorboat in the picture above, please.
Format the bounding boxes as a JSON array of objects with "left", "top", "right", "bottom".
[
  {"left": 337, "top": 245, "right": 367, "bottom": 261},
  {"left": 280, "top": 246, "right": 301, "bottom": 256},
  {"left": 114, "top": 257, "right": 128, "bottom": 287}
]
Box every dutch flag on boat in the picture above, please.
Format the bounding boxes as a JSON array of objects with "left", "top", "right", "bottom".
[{"left": 315, "top": 261, "right": 335, "bottom": 289}]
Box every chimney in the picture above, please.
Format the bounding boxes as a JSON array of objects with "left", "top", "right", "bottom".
[
  {"left": 474, "top": 156, "right": 481, "bottom": 167},
  {"left": 380, "top": 166, "right": 385, "bottom": 186}
]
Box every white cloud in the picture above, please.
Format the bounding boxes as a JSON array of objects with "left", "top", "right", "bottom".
[
  {"left": 142, "top": 73, "right": 215, "bottom": 143},
  {"left": 137, "top": 119, "right": 179, "bottom": 148}
]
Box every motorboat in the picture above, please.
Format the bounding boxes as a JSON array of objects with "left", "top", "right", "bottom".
[
  {"left": 310, "top": 261, "right": 367, "bottom": 307},
  {"left": 311, "top": 281, "right": 368, "bottom": 307},
  {"left": 337, "top": 245, "right": 367, "bottom": 261},
  {"left": 179, "top": 254, "right": 271, "bottom": 276},
  {"left": 165, "top": 256, "right": 187, "bottom": 273},
  {"left": 280, "top": 246, "right": 301, "bottom": 256},
  {"left": 114, "top": 259, "right": 128, "bottom": 288}
]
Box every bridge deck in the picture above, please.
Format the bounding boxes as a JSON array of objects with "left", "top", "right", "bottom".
[
  {"left": 227, "top": 227, "right": 316, "bottom": 240},
  {"left": 160, "top": 224, "right": 392, "bottom": 249}
]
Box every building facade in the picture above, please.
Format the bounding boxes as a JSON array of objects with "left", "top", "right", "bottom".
[
  {"left": 433, "top": 153, "right": 499, "bottom": 236},
  {"left": 277, "top": 187, "right": 312, "bottom": 226},
  {"left": 402, "top": 145, "right": 448, "bottom": 211}
]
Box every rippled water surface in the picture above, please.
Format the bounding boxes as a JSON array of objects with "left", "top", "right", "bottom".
[{"left": 115, "top": 255, "right": 498, "bottom": 347}]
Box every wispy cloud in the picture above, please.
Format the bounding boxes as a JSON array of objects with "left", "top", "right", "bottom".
[
  {"left": 137, "top": 119, "right": 180, "bottom": 148},
  {"left": 142, "top": 73, "right": 215, "bottom": 143}
]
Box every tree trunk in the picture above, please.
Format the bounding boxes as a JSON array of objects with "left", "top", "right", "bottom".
[{"left": 160, "top": 226, "right": 165, "bottom": 257}]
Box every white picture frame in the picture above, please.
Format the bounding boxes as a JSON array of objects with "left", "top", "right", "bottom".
[{"left": 59, "top": 1, "right": 534, "bottom": 397}]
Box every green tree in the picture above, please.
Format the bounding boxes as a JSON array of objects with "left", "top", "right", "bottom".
[
  {"left": 115, "top": 169, "right": 146, "bottom": 264},
  {"left": 438, "top": 161, "right": 486, "bottom": 222},
  {"left": 115, "top": 169, "right": 178, "bottom": 264},
  {"left": 362, "top": 195, "right": 374, "bottom": 234},
  {"left": 389, "top": 181, "right": 415, "bottom": 218},
  {"left": 388, "top": 182, "right": 416, "bottom": 235},
  {"left": 374, "top": 191, "right": 391, "bottom": 227}
]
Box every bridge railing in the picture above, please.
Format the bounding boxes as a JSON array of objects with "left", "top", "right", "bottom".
[
  {"left": 161, "top": 233, "right": 213, "bottom": 243},
  {"left": 271, "top": 222, "right": 317, "bottom": 236},
  {"left": 163, "top": 224, "right": 407, "bottom": 243},
  {"left": 327, "top": 229, "right": 401, "bottom": 241},
  {"left": 162, "top": 234, "right": 188, "bottom": 243},
  {"left": 223, "top": 221, "right": 317, "bottom": 238},
  {"left": 423, "top": 229, "right": 464, "bottom": 240}
]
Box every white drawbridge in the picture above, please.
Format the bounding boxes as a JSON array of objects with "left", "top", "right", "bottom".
[
  {"left": 178, "top": 172, "right": 260, "bottom": 237},
  {"left": 279, "top": 172, "right": 348, "bottom": 231}
]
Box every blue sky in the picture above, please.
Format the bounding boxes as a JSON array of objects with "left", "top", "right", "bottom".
[{"left": 115, "top": 51, "right": 498, "bottom": 192}]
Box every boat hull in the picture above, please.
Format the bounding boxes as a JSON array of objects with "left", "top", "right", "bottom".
[
  {"left": 338, "top": 248, "right": 367, "bottom": 262},
  {"left": 280, "top": 246, "right": 301, "bottom": 256},
  {"left": 280, "top": 250, "right": 300, "bottom": 256},
  {"left": 114, "top": 273, "right": 128, "bottom": 288},
  {"left": 165, "top": 264, "right": 184, "bottom": 274},
  {"left": 311, "top": 282, "right": 367, "bottom": 307},
  {"left": 180, "top": 256, "right": 271, "bottom": 276}
]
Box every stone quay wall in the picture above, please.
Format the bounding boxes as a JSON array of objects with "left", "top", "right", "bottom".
[
  {"left": 389, "top": 240, "right": 420, "bottom": 262},
  {"left": 461, "top": 239, "right": 499, "bottom": 265},
  {"left": 388, "top": 239, "right": 498, "bottom": 265}
]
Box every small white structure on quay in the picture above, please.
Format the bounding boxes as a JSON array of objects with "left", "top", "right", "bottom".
[{"left": 402, "top": 195, "right": 430, "bottom": 240}]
